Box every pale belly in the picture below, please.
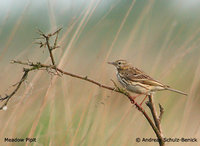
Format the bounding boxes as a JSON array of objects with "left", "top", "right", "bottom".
[
  {"left": 116, "top": 72, "right": 164, "bottom": 95},
  {"left": 126, "top": 84, "right": 149, "bottom": 94}
]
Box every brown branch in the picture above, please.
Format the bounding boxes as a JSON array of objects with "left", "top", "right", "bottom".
[
  {"left": 46, "top": 37, "right": 55, "bottom": 65},
  {"left": 53, "top": 27, "right": 62, "bottom": 50},
  {"left": 146, "top": 94, "right": 165, "bottom": 146},
  {"left": 159, "top": 103, "right": 164, "bottom": 122},
  {"left": 36, "top": 28, "right": 62, "bottom": 65},
  {"left": 0, "top": 68, "right": 29, "bottom": 110}
]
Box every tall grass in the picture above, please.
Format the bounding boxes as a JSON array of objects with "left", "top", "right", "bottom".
[{"left": 0, "top": 0, "right": 200, "bottom": 146}]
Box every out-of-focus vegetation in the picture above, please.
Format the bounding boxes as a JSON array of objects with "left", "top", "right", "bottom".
[{"left": 0, "top": 0, "right": 200, "bottom": 145}]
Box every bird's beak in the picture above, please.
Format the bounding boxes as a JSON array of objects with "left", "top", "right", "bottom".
[{"left": 107, "top": 61, "right": 115, "bottom": 65}]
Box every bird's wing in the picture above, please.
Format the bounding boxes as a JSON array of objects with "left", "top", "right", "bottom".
[{"left": 120, "top": 67, "right": 166, "bottom": 87}]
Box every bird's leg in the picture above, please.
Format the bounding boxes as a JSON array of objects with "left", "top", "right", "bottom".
[{"left": 140, "top": 95, "right": 148, "bottom": 106}]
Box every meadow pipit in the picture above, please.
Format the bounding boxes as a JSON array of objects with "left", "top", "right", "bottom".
[{"left": 108, "top": 60, "right": 187, "bottom": 105}]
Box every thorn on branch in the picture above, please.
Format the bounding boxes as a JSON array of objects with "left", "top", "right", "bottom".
[
  {"left": 12, "top": 81, "right": 20, "bottom": 87},
  {"left": 52, "top": 27, "right": 62, "bottom": 36},
  {"left": 51, "top": 46, "right": 60, "bottom": 51},
  {"left": 0, "top": 94, "right": 8, "bottom": 101},
  {"left": 36, "top": 28, "right": 46, "bottom": 37},
  {"left": 34, "top": 41, "right": 47, "bottom": 48}
]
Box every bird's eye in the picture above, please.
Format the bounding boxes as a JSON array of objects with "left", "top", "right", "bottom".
[{"left": 118, "top": 62, "right": 121, "bottom": 65}]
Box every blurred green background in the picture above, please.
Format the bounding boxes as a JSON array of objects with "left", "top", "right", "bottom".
[{"left": 0, "top": 0, "right": 200, "bottom": 146}]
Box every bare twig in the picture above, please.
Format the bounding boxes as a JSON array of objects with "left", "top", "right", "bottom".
[
  {"left": 0, "top": 68, "right": 30, "bottom": 110},
  {"left": 146, "top": 94, "right": 164, "bottom": 145},
  {"left": 53, "top": 27, "right": 62, "bottom": 50},
  {"left": 159, "top": 103, "right": 164, "bottom": 122},
  {"left": 36, "top": 28, "right": 62, "bottom": 65}
]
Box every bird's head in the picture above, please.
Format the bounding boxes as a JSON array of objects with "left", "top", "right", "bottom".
[{"left": 107, "top": 60, "right": 130, "bottom": 70}]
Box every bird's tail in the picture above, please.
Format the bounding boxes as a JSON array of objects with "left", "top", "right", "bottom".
[{"left": 165, "top": 87, "right": 187, "bottom": 96}]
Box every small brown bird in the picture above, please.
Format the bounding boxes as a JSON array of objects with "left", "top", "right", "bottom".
[{"left": 108, "top": 60, "right": 187, "bottom": 104}]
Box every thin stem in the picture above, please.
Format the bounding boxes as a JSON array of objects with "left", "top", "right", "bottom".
[
  {"left": 147, "top": 94, "right": 165, "bottom": 146},
  {"left": 45, "top": 37, "right": 55, "bottom": 65},
  {"left": 159, "top": 103, "right": 164, "bottom": 122},
  {"left": 0, "top": 69, "right": 29, "bottom": 110}
]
